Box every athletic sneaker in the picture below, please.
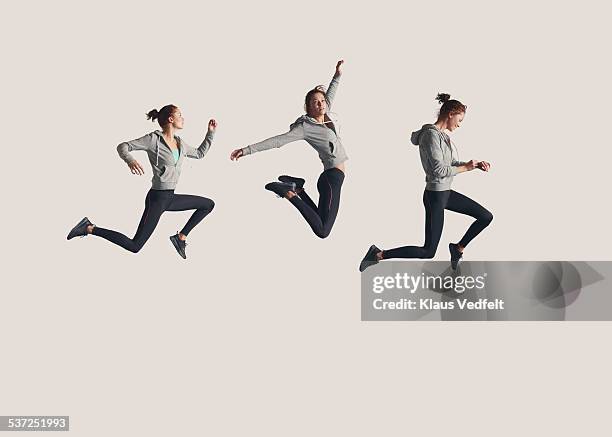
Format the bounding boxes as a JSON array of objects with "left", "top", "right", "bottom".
[
  {"left": 67, "top": 217, "right": 93, "bottom": 240},
  {"left": 265, "top": 181, "right": 296, "bottom": 198},
  {"left": 359, "top": 244, "right": 382, "bottom": 272},
  {"left": 278, "top": 175, "right": 305, "bottom": 190},
  {"left": 170, "top": 233, "right": 187, "bottom": 259},
  {"left": 449, "top": 243, "right": 463, "bottom": 270}
]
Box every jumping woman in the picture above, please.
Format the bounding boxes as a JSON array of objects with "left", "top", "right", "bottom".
[
  {"left": 359, "top": 94, "right": 493, "bottom": 272},
  {"left": 230, "top": 60, "right": 347, "bottom": 239},
  {"left": 67, "top": 105, "right": 217, "bottom": 259}
]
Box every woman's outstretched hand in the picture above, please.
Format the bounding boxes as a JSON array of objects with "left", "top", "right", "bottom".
[
  {"left": 476, "top": 161, "right": 491, "bottom": 171},
  {"left": 334, "top": 59, "right": 344, "bottom": 78},
  {"left": 208, "top": 119, "right": 217, "bottom": 133},
  {"left": 464, "top": 159, "right": 478, "bottom": 171},
  {"left": 128, "top": 160, "right": 145, "bottom": 175},
  {"left": 230, "top": 148, "right": 244, "bottom": 161}
]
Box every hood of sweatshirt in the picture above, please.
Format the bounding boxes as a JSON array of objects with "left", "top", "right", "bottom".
[
  {"left": 411, "top": 124, "right": 439, "bottom": 146},
  {"left": 293, "top": 115, "right": 311, "bottom": 125},
  {"left": 290, "top": 113, "right": 338, "bottom": 130}
]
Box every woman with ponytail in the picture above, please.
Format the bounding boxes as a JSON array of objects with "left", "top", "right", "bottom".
[
  {"left": 230, "top": 60, "right": 347, "bottom": 239},
  {"left": 67, "top": 105, "right": 217, "bottom": 259},
  {"left": 359, "top": 94, "right": 493, "bottom": 272}
]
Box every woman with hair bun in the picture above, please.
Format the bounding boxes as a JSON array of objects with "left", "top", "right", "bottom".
[
  {"left": 67, "top": 105, "right": 217, "bottom": 259},
  {"left": 359, "top": 93, "right": 493, "bottom": 272},
  {"left": 230, "top": 60, "right": 347, "bottom": 239}
]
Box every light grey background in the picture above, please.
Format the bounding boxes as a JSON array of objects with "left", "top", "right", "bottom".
[{"left": 2, "top": 0, "right": 611, "bottom": 435}]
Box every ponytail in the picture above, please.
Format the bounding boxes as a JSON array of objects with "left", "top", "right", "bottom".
[
  {"left": 436, "top": 93, "right": 467, "bottom": 118},
  {"left": 145, "top": 104, "right": 177, "bottom": 127}
]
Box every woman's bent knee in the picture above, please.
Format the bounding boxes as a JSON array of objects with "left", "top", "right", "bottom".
[
  {"left": 481, "top": 210, "right": 493, "bottom": 225},
  {"left": 420, "top": 247, "right": 437, "bottom": 259}
]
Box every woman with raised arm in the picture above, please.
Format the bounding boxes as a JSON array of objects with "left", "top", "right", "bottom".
[
  {"left": 67, "top": 105, "right": 217, "bottom": 259},
  {"left": 230, "top": 60, "right": 347, "bottom": 239},
  {"left": 359, "top": 94, "right": 493, "bottom": 272}
]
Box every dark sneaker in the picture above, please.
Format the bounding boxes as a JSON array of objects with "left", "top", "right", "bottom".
[
  {"left": 359, "top": 245, "right": 381, "bottom": 272},
  {"left": 278, "top": 175, "right": 305, "bottom": 191},
  {"left": 170, "top": 233, "right": 187, "bottom": 259},
  {"left": 449, "top": 243, "right": 463, "bottom": 270},
  {"left": 67, "top": 217, "right": 93, "bottom": 240},
  {"left": 265, "top": 181, "right": 296, "bottom": 198}
]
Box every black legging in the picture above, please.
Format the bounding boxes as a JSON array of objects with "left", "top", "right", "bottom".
[
  {"left": 92, "top": 189, "right": 215, "bottom": 253},
  {"left": 383, "top": 189, "right": 492, "bottom": 259},
  {"left": 288, "top": 167, "right": 344, "bottom": 239}
]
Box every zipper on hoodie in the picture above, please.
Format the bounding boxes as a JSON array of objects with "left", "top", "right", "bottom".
[{"left": 158, "top": 133, "right": 180, "bottom": 167}]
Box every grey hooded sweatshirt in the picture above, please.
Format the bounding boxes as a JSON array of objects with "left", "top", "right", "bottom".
[
  {"left": 240, "top": 75, "right": 348, "bottom": 170},
  {"left": 117, "top": 130, "right": 214, "bottom": 190},
  {"left": 411, "top": 124, "right": 467, "bottom": 191}
]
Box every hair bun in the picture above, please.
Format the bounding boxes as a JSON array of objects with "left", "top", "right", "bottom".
[
  {"left": 146, "top": 109, "right": 159, "bottom": 121},
  {"left": 435, "top": 93, "right": 451, "bottom": 104}
]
